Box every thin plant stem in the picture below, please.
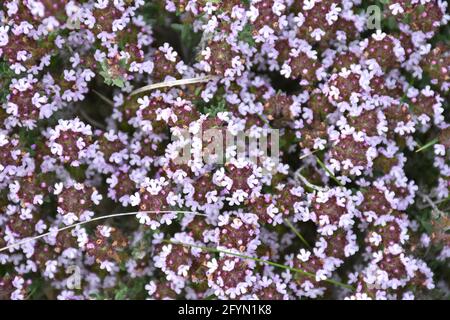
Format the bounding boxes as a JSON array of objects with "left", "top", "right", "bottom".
[
  {"left": 130, "top": 75, "right": 216, "bottom": 96},
  {"left": 284, "top": 218, "right": 312, "bottom": 249},
  {"left": 314, "top": 156, "right": 344, "bottom": 187},
  {"left": 92, "top": 89, "right": 115, "bottom": 107},
  {"left": 164, "top": 240, "right": 354, "bottom": 291},
  {"left": 256, "top": 113, "right": 272, "bottom": 128},
  {"left": 295, "top": 170, "right": 327, "bottom": 192},
  {"left": 419, "top": 193, "right": 446, "bottom": 218},
  {"left": 0, "top": 210, "right": 206, "bottom": 253},
  {"left": 300, "top": 149, "right": 320, "bottom": 160},
  {"left": 78, "top": 108, "right": 107, "bottom": 130},
  {"left": 415, "top": 138, "right": 439, "bottom": 153},
  {"left": 435, "top": 196, "right": 450, "bottom": 205}
]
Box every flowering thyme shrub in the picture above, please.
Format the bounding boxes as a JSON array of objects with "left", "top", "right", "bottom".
[{"left": 0, "top": 0, "right": 449, "bottom": 300}]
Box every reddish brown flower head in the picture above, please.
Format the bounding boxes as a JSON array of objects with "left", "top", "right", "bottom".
[
  {"left": 168, "top": 99, "right": 200, "bottom": 128},
  {"left": 368, "top": 217, "right": 404, "bottom": 249},
  {"left": 274, "top": 38, "right": 291, "bottom": 64},
  {"left": 439, "top": 127, "right": 450, "bottom": 149},
  {"left": 33, "top": 243, "right": 57, "bottom": 271},
  {"left": 148, "top": 281, "right": 178, "bottom": 300},
  {"left": 252, "top": 281, "right": 285, "bottom": 300},
  {"left": 209, "top": 257, "right": 254, "bottom": 297},
  {"left": 55, "top": 230, "right": 78, "bottom": 253},
  {"left": 328, "top": 71, "right": 361, "bottom": 103},
  {"left": 112, "top": 171, "right": 136, "bottom": 200},
  {"left": 363, "top": 35, "right": 404, "bottom": 71},
  {"left": 86, "top": 226, "right": 128, "bottom": 264},
  {"left": 298, "top": 120, "right": 327, "bottom": 150},
  {"left": 204, "top": 40, "right": 241, "bottom": 76},
  {"left": 332, "top": 52, "right": 360, "bottom": 72},
  {"left": 276, "top": 187, "right": 302, "bottom": 216},
  {"left": 50, "top": 125, "right": 93, "bottom": 165},
  {"left": 389, "top": 1, "right": 445, "bottom": 34},
  {"left": 225, "top": 164, "right": 254, "bottom": 194},
  {"left": 161, "top": 243, "right": 192, "bottom": 275},
  {"left": 152, "top": 49, "right": 181, "bottom": 82},
  {"left": 1, "top": 33, "right": 52, "bottom": 68},
  {"left": 369, "top": 75, "right": 404, "bottom": 98},
  {"left": 253, "top": 0, "right": 285, "bottom": 32},
  {"left": 377, "top": 253, "right": 407, "bottom": 280},
  {"left": 287, "top": 52, "right": 320, "bottom": 84},
  {"left": 359, "top": 187, "right": 392, "bottom": 217},
  {"left": 0, "top": 276, "right": 15, "bottom": 300},
  {"left": 247, "top": 194, "right": 277, "bottom": 224},
  {"left": 185, "top": 216, "right": 209, "bottom": 241},
  {"left": 323, "top": 230, "right": 350, "bottom": 260},
  {"left": 7, "top": 215, "right": 39, "bottom": 238},
  {"left": 383, "top": 102, "right": 413, "bottom": 137},
  {"left": 138, "top": 184, "right": 172, "bottom": 215},
  {"left": 263, "top": 93, "right": 293, "bottom": 124},
  {"left": 7, "top": 86, "right": 44, "bottom": 124},
  {"left": 97, "top": 132, "right": 127, "bottom": 164},
  {"left": 308, "top": 90, "right": 334, "bottom": 121},
  {"left": 0, "top": 136, "right": 24, "bottom": 168},
  {"left": 330, "top": 135, "right": 370, "bottom": 175},
  {"left": 410, "top": 91, "right": 441, "bottom": 119},
  {"left": 312, "top": 194, "right": 347, "bottom": 226},
  {"left": 92, "top": 4, "right": 124, "bottom": 34},
  {"left": 291, "top": 254, "right": 324, "bottom": 287},
  {"left": 396, "top": 31, "right": 415, "bottom": 59},
  {"left": 192, "top": 174, "right": 217, "bottom": 206},
  {"left": 217, "top": 216, "right": 258, "bottom": 252},
  {"left": 421, "top": 43, "right": 449, "bottom": 90},
  {"left": 11, "top": 174, "right": 52, "bottom": 208},
  {"left": 348, "top": 110, "right": 381, "bottom": 137},
  {"left": 293, "top": 0, "right": 340, "bottom": 43},
  {"left": 373, "top": 154, "right": 399, "bottom": 174},
  {"left": 189, "top": 252, "right": 212, "bottom": 284},
  {"left": 57, "top": 184, "right": 97, "bottom": 218}
]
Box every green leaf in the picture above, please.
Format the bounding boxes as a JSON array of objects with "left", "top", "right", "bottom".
[
  {"left": 114, "top": 286, "right": 128, "bottom": 300},
  {"left": 0, "top": 59, "right": 14, "bottom": 103},
  {"left": 416, "top": 138, "right": 439, "bottom": 153},
  {"left": 99, "top": 60, "right": 126, "bottom": 88},
  {"left": 238, "top": 24, "right": 256, "bottom": 46},
  {"left": 203, "top": 98, "right": 227, "bottom": 116}
]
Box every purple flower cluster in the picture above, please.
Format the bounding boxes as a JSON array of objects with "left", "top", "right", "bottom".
[{"left": 0, "top": 0, "right": 449, "bottom": 300}]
